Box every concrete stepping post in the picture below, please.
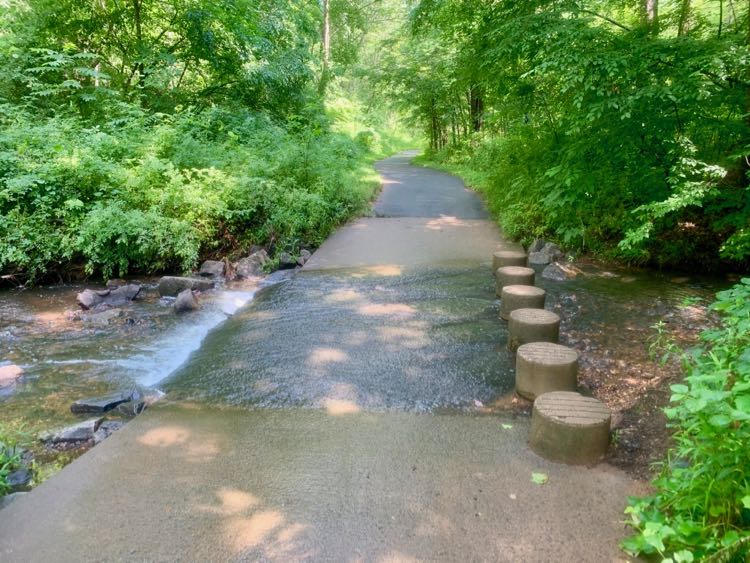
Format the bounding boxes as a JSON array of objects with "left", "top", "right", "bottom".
[
  {"left": 495, "top": 266, "right": 535, "bottom": 297},
  {"left": 515, "top": 342, "right": 578, "bottom": 400},
  {"left": 492, "top": 250, "right": 527, "bottom": 273},
  {"left": 508, "top": 308, "right": 560, "bottom": 351},
  {"left": 529, "top": 391, "right": 611, "bottom": 465},
  {"left": 500, "top": 285, "right": 546, "bottom": 320}
]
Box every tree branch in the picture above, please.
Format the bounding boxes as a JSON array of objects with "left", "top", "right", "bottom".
[{"left": 577, "top": 8, "right": 632, "bottom": 32}]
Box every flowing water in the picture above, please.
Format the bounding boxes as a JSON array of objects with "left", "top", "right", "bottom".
[
  {"left": 164, "top": 266, "right": 512, "bottom": 411},
  {"left": 0, "top": 149, "right": 737, "bottom": 480},
  {"left": 0, "top": 276, "right": 293, "bottom": 434},
  {"left": 0, "top": 262, "right": 730, "bottom": 437}
]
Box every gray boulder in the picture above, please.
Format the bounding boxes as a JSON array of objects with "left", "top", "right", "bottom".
[
  {"left": 279, "top": 252, "right": 297, "bottom": 270},
  {"left": 40, "top": 418, "right": 103, "bottom": 445},
  {"left": 199, "top": 260, "right": 225, "bottom": 277},
  {"left": 71, "top": 389, "right": 140, "bottom": 414},
  {"left": 157, "top": 276, "right": 214, "bottom": 297},
  {"left": 174, "top": 289, "right": 200, "bottom": 313},
  {"left": 76, "top": 284, "right": 141, "bottom": 310},
  {"left": 235, "top": 257, "right": 262, "bottom": 278},
  {"left": 528, "top": 251, "right": 552, "bottom": 265},
  {"left": 116, "top": 400, "right": 147, "bottom": 417},
  {"left": 542, "top": 262, "right": 580, "bottom": 281},
  {"left": 529, "top": 242, "right": 564, "bottom": 265},
  {"left": 253, "top": 249, "right": 270, "bottom": 264},
  {"left": 297, "top": 249, "right": 312, "bottom": 266},
  {"left": 6, "top": 468, "right": 32, "bottom": 491},
  {"left": 528, "top": 239, "right": 546, "bottom": 253},
  {"left": 235, "top": 254, "right": 264, "bottom": 278},
  {"left": 543, "top": 242, "right": 564, "bottom": 260}
]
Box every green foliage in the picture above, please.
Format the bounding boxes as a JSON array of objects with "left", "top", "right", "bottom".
[
  {"left": 0, "top": 430, "right": 23, "bottom": 496},
  {"left": 0, "top": 101, "right": 401, "bottom": 282},
  {"left": 2, "top": 0, "right": 319, "bottom": 115},
  {"left": 0, "top": 0, "right": 415, "bottom": 284},
  {"left": 623, "top": 279, "right": 750, "bottom": 560}
]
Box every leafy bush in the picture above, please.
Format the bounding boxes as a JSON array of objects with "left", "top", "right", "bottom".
[
  {"left": 0, "top": 95, "right": 412, "bottom": 283},
  {"left": 622, "top": 279, "right": 750, "bottom": 561},
  {"left": 74, "top": 203, "right": 200, "bottom": 279},
  {"left": 0, "top": 433, "right": 23, "bottom": 496},
  {"left": 0, "top": 0, "right": 416, "bottom": 284}
]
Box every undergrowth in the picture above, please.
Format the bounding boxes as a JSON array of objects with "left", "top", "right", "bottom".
[
  {"left": 622, "top": 279, "right": 750, "bottom": 561},
  {"left": 0, "top": 99, "right": 414, "bottom": 284}
]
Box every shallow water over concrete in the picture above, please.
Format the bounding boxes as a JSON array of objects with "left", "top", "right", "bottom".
[{"left": 165, "top": 266, "right": 515, "bottom": 411}]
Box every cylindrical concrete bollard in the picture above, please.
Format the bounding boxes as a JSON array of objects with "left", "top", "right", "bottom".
[
  {"left": 516, "top": 342, "right": 578, "bottom": 400},
  {"left": 495, "top": 266, "right": 535, "bottom": 297},
  {"left": 492, "top": 250, "right": 527, "bottom": 273},
  {"left": 529, "top": 391, "right": 611, "bottom": 465},
  {"left": 508, "top": 308, "right": 560, "bottom": 351},
  {"left": 500, "top": 285, "right": 546, "bottom": 320}
]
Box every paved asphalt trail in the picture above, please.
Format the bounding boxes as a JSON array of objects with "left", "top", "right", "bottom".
[{"left": 0, "top": 152, "right": 639, "bottom": 562}]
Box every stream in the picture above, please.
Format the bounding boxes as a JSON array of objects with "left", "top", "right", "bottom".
[{"left": 0, "top": 274, "right": 295, "bottom": 437}]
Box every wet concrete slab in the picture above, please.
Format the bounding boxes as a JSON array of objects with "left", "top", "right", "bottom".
[
  {"left": 0, "top": 404, "right": 640, "bottom": 562},
  {"left": 163, "top": 267, "right": 516, "bottom": 411}
]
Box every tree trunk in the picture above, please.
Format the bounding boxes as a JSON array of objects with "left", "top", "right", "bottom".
[
  {"left": 133, "top": 0, "right": 145, "bottom": 88},
  {"left": 469, "top": 86, "right": 483, "bottom": 132},
  {"left": 677, "top": 0, "right": 690, "bottom": 35},
  {"left": 642, "top": 0, "right": 658, "bottom": 33},
  {"left": 318, "top": 0, "right": 331, "bottom": 95},
  {"left": 744, "top": 0, "right": 750, "bottom": 186}
]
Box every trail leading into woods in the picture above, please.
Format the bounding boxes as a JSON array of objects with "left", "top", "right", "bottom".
[{"left": 0, "top": 152, "right": 638, "bottom": 562}]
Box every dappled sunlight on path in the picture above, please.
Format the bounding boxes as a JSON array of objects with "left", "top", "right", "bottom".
[{"left": 0, "top": 404, "right": 643, "bottom": 561}]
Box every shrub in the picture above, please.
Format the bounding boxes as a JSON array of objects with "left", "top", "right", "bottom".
[{"left": 0, "top": 99, "right": 411, "bottom": 283}]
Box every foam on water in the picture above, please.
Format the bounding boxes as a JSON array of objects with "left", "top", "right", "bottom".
[{"left": 38, "top": 289, "right": 257, "bottom": 388}]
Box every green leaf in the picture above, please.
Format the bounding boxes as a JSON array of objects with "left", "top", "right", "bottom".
[
  {"left": 736, "top": 395, "right": 750, "bottom": 413},
  {"left": 709, "top": 414, "right": 732, "bottom": 427},
  {"left": 501, "top": 423, "right": 513, "bottom": 430},
  {"left": 531, "top": 472, "right": 548, "bottom": 485},
  {"left": 673, "top": 551, "right": 694, "bottom": 563}
]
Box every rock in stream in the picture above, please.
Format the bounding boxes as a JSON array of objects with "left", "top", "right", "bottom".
[
  {"left": 76, "top": 284, "right": 141, "bottom": 310},
  {"left": 70, "top": 389, "right": 140, "bottom": 414},
  {"left": 174, "top": 289, "right": 200, "bottom": 313},
  {"left": 157, "top": 276, "right": 214, "bottom": 297}
]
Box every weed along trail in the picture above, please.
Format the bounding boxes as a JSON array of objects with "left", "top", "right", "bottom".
[{"left": 0, "top": 153, "right": 640, "bottom": 561}]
